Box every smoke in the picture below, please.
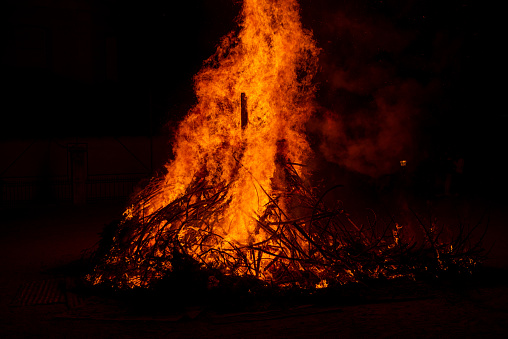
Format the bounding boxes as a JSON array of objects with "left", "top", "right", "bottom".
[
  {"left": 318, "top": 80, "right": 426, "bottom": 178},
  {"left": 303, "top": 0, "right": 459, "bottom": 178}
]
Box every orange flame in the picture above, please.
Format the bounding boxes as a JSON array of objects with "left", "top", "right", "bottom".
[
  {"left": 158, "top": 0, "right": 318, "bottom": 219},
  {"left": 99, "top": 0, "right": 319, "bottom": 287}
]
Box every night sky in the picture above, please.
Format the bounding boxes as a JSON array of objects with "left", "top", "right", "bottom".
[
  {"left": 1, "top": 0, "right": 504, "bottom": 195},
  {"left": 1, "top": 0, "right": 239, "bottom": 138}
]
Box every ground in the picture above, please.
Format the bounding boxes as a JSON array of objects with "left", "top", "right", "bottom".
[{"left": 1, "top": 196, "right": 507, "bottom": 338}]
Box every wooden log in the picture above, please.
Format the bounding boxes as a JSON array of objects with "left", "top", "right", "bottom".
[{"left": 241, "top": 92, "right": 248, "bottom": 129}]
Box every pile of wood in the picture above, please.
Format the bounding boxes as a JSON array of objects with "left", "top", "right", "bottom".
[{"left": 87, "top": 160, "right": 487, "bottom": 290}]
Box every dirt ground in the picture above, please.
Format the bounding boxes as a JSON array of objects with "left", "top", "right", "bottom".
[{"left": 1, "top": 197, "right": 507, "bottom": 338}]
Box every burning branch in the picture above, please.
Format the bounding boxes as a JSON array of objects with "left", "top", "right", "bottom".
[{"left": 87, "top": 158, "right": 486, "bottom": 289}]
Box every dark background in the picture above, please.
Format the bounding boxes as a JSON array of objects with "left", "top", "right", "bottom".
[
  {"left": 0, "top": 0, "right": 504, "bottom": 199},
  {"left": 1, "top": 0, "right": 240, "bottom": 138}
]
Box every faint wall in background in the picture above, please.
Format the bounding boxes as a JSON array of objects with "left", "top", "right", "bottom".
[{"left": 0, "top": 136, "right": 171, "bottom": 205}]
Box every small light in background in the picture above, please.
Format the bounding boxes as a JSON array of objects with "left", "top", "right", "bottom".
[{"left": 400, "top": 160, "right": 407, "bottom": 167}]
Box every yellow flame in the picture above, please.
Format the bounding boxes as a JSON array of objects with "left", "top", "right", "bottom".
[
  {"left": 139, "top": 1, "right": 317, "bottom": 246},
  {"left": 98, "top": 0, "right": 320, "bottom": 288}
]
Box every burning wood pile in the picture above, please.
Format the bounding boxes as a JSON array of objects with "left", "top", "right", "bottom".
[{"left": 86, "top": 0, "right": 485, "bottom": 291}]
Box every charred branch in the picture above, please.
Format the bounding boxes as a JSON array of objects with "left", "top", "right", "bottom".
[{"left": 86, "top": 159, "right": 487, "bottom": 290}]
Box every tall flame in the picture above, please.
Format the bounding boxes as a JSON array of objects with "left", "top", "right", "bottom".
[
  {"left": 158, "top": 0, "right": 318, "bottom": 241},
  {"left": 94, "top": 0, "right": 320, "bottom": 288}
]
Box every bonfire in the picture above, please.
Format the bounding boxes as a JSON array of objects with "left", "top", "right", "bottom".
[{"left": 87, "top": 0, "right": 485, "bottom": 291}]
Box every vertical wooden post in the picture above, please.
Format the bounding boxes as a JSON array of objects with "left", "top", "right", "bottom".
[{"left": 241, "top": 92, "right": 248, "bottom": 129}]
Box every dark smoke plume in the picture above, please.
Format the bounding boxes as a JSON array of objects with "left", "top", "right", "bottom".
[{"left": 302, "top": 0, "right": 484, "bottom": 179}]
